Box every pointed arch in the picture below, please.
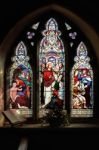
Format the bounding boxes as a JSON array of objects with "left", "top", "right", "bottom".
[
  {"left": 39, "top": 18, "right": 65, "bottom": 117},
  {"left": 71, "top": 42, "right": 93, "bottom": 117},
  {"left": 0, "top": 4, "right": 98, "bottom": 122},
  {"left": 6, "top": 41, "right": 33, "bottom": 116}
]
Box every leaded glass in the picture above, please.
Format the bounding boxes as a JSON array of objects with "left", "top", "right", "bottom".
[
  {"left": 65, "top": 22, "right": 72, "bottom": 30},
  {"left": 39, "top": 18, "right": 65, "bottom": 117},
  {"left": 71, "top": 42, "right": 93, "bottom": 117},
  {"left": 31, "top": 22, "right": 40, "bottom": 30},
  {"left": 7, "top": 41, "right": 33, "bottom": 117}
]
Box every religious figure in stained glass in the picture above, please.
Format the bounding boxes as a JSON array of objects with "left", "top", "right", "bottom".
[
  {"left": 39, "top": 18, "right": 65, "bottom": 112},
  {"left": 71, "top": 42, "right": 93, "bottom": 117},
  {"left": 8, "top": 42, "right": 33, "bottom": 111}
]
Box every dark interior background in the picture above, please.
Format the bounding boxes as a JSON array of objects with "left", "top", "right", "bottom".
[
  {"left": 0, "top": 0, "right": 99, "bottom": 44},
  {"left": 0, "top": 0, "right": 99, "bottom": 149}
]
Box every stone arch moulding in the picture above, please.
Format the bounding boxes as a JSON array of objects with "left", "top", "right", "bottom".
[
  {"left": 0, "top": 4, "right": 99, "bottom": 62},
  {"left": 0, "top": 4, "right": 99, "bottom": 60},
  {"left": 0, "top": 4, "right": 99, "bottom": 115}
]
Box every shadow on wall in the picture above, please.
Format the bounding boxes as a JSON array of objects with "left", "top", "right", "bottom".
[
  {"left": 0, "top": 88, "right": 4, "bottom": 127},
  {"left": 0, "top": 4, "right": 99, "bottom": 127}
]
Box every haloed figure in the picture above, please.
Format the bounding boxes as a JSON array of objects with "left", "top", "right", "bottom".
[
  {"left": 41, "top": 62, "right": 55, "bottom": 108},
  {"left": 80, "top": 69, "right": 92, "bottom": 108}
]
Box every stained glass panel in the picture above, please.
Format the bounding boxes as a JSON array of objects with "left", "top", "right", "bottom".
[
  {"left": 7, "top": 41, "right": 33, "bottom": 117},
  {"left": 39, "top": 18, "right": 65, "bottom": 117},
  {"left": 71, "top": 42, "right": 93, "bottom": 117}
]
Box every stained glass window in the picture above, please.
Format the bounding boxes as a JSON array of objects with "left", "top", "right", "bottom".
[
  {"left": 71, "top": 42, "right": 93, "bottom": 117},
  {"left": 39, "top": 18, "right": 65, "bottom": 117},
  {"left": 5, "top": 15, "right": 95, "bottom": 121},
  {"left": 7, "top": 41, "right": 33, "bottom": 117}
]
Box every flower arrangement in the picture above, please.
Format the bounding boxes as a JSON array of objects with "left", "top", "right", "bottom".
[{"left": 44, "top": 109, "right": 69, "bottom": 128}]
